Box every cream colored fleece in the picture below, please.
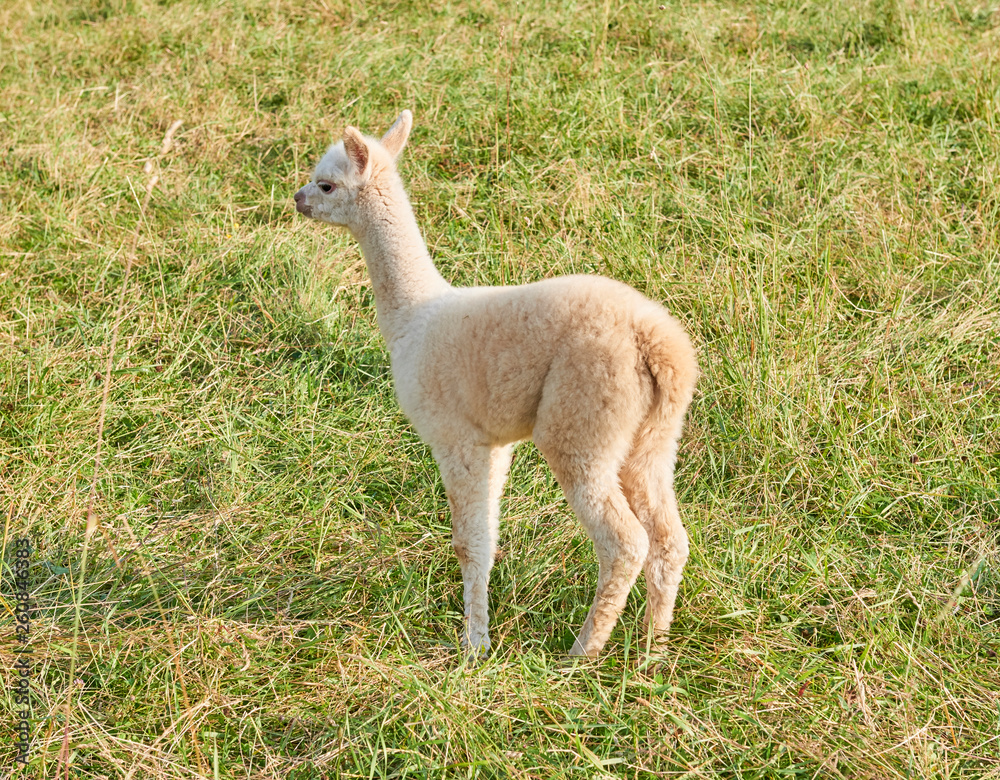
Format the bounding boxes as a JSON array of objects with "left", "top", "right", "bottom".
[{"left": 295, "top": 111, "right": 698, "bottom": 657}]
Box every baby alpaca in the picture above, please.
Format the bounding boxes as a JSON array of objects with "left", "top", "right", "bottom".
[{"left": 294, "top": 111, "right": 698, "bottom": 658}]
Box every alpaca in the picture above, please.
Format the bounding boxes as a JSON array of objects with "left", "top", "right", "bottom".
[{"left": 294, "top": 111, "right": 698, "bottom": 658}]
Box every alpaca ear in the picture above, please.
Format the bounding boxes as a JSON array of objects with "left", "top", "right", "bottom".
[
  {"left": 343, "top": 127, "right": 371, "bottom": 179},
  {"left": 380, "top": 110, "right": 413, "bottom": 159}
]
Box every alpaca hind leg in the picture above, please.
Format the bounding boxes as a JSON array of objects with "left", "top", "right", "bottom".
[
  {"left": 559, "top": 478, "right": 650, "bottom": 657},
  {"left": 620, "top": 440, "right": 689, "bottom": 643},
  {"left": 434, "top": 442, "right": 513, "bottom": 657},
  {"left": 532, "top": 352, "right": 651, "bottom": 657},
  {"left": 534, "top": 425, "right": 649, "bottom": 657}
]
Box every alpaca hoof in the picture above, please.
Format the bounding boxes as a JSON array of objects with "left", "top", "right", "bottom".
[
  {"left": 461, "top": 632, "right": 491, "bottom": 660},
  {"left": 568, "top": 639, "right": 599, "bottom": 658}
]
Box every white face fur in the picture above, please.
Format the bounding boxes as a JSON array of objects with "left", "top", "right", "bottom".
[
  {"left": 293, "top": 141, "right": 358, "bottom": 227},
  {"left": 293, "top": 110, "right": 413, "bottom": 229}
]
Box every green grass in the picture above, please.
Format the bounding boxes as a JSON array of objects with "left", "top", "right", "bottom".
[{"left": 1, "top": 0, "right": 999, "bottom": 777}]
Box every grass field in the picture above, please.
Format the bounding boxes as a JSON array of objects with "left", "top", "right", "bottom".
[{"left": 2, "top": 0, "right": 999, "bottom": 777}]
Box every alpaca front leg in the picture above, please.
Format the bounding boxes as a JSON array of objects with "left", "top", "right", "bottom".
[{"left": 434, "top": 443, "right": 513, "bottom": 658}]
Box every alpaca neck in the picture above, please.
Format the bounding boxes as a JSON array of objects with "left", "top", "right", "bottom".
[{"left": 352, "top": 185, "right": 450, "bottom": 343}]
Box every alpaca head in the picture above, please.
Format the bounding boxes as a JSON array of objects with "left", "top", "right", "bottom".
[{"left": 294, "top": 110, "right": 413, "bottom": 230}]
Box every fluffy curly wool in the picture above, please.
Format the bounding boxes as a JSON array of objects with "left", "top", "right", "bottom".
[{"left": 295, "top": 111, "right": 698, "bottom": 658}]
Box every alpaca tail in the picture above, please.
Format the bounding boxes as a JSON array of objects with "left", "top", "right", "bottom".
[
  {"left": 622, "top": 305, "right": 698, "bottom": 504},
  {"left": 636, "top": 308, "right": 698, "bottom": 452}
]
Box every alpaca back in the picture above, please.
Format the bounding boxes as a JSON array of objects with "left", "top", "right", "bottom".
[{"left": 397, "top": 275, "right": 694, "bottom": 452}]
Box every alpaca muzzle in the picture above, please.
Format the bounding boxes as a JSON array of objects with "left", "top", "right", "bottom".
[{"left": 293, "top": 188, "right": 313, "bottom": 217}]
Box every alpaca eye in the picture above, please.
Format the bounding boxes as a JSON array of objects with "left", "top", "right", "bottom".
[{"left": 318, "top": 181, "right": 335, "bottom": 194}]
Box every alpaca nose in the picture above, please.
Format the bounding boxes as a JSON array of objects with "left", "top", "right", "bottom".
[{"left": 293, "top": 188, "right": 312, "bottom": 215}]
